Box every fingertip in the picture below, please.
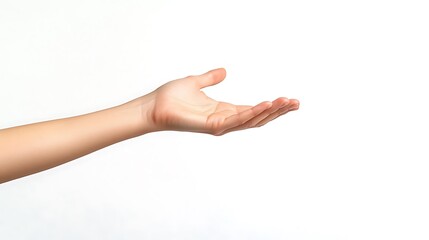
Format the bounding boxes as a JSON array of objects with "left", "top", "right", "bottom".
[
  {"left": 291, "top": 99, "right": 300, "bottom": 108},
  {"left": 213, "top": 67, "right": 227, "bottom": 75},
  {"left": 199, "top": 68, "right": 227, "bottom": 89},
  {"left": 289, "top": 99, "right": 300, "bottom": 111},
  {"left": 206, "top": 68, "right": 226, "bottom": 79},
  {"left": 274, "top": 97, "right": 290, "bottom": 107}
]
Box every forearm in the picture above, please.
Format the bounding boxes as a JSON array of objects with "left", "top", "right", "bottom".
[{"left": 0, "top": 99, "right": 147, "bottom": 183}]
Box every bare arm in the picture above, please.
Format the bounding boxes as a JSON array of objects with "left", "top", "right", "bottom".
[
  {"left": 0, "top": 68, "right": 299, "bottom": 183},
  {"left": 0, "top": 100, "right": 145, "bottom": 183}
]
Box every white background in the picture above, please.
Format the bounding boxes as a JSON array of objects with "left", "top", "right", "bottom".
[{"left": 1, "top": 0, "right": 428, "bottom": 239}]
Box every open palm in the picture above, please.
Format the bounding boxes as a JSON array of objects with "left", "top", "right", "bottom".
[{"left": 148, "top": 68, "right": 299, "bottom": 135}]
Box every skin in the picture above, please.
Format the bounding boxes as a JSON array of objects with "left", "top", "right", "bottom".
[{"left": 0, "top": 68, "right": 299, "bottom": 184}]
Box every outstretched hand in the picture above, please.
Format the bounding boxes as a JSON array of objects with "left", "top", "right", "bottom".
[
  {"left": 0, "top": 68, "right": 299, "bottom": 183},
  {"left": 141, "top": 68, "right": 299, "bottom": 135}
]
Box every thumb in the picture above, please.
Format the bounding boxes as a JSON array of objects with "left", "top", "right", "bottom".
[{"left": 197, "top": 68, "right": 227, "bottom": 89}]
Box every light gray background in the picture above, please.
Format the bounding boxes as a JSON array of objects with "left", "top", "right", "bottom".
[{"left": 1, "top": 0, "right": 428, "bottom": 239}]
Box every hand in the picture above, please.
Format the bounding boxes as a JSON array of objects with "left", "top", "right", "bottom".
[{"left": 142, "top": 68, "right": 299, "bottom": 135}]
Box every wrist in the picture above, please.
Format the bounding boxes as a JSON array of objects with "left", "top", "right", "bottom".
[{"left": 117, "top": 92, "right": 157, "bottom": 137}]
